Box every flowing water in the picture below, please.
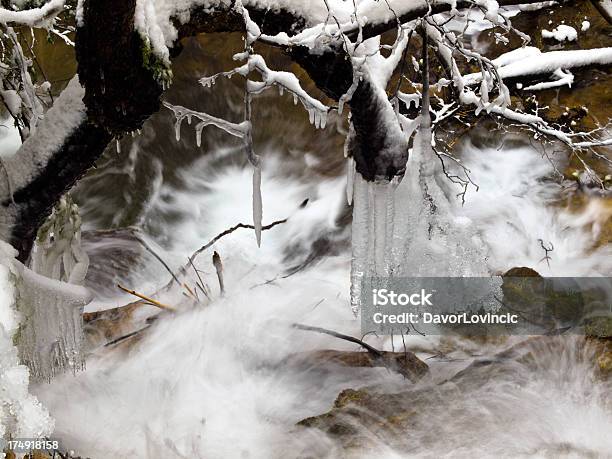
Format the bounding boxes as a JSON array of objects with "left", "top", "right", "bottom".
[{"left": 8, "top": 32, "right": 610, "bottom": 458}]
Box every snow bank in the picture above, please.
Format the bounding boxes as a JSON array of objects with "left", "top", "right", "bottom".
[{"left": 0, "top": 241, "right": 54, "bottom": 442}]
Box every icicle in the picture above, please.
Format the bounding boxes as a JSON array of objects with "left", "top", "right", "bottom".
[
  {"left": 252, "top": 165, "right": 262, "bottom": 247},
  {"left": 196, "top": 122, "right": 204, "bottom": 147},
  {"left": 175, "top": 117, "right": 182, "bottom": 141},
  {"left": 350, "top": 173, "right": 369, "bottom": 314},
  {"left": 116, "top": 139, "right": 121, "bottom": 154},
  {"left": 372, "top": 182, "right": 391, "bottom": 275},
  {"left": 346, "top": 156, "right": 355, "bottom": 205}
]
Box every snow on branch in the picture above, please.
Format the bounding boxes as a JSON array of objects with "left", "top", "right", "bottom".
[
  {"left": 0, "top": 0, "right": 65, "bottom": 27},
  {"left": 523, "top": 68, "right": 573, "bottom": 91},
  {"left": 463, "top": 47, "right": 612, "bottom": 84},
  {"left": 422, "top": 17, "right": 610, "bottom": 182},
  {"left": 199, "top": 53, "right": 331, "bottom": 129}
]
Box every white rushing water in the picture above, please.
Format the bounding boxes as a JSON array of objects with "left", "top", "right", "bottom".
[{"left": 31, "top": 140, "right": 611, "bottom": 458}]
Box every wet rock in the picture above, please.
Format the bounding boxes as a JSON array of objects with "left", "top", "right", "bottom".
[
  {"left": 286, "top": 349, "right": 429, "bottom": 382},
  {"left": 297, "top": 337, "right": 609, "bottom": 454},
  {"left": 597, "top": 348, "right": 612, "bottom": 376},
  {"left": 502, "top": 267, "right": 542, "bottom": 277},
  {"left": 585, "top": 316, "right": 612, "bottom": 338}
]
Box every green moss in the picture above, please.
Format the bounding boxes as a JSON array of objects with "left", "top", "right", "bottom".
[{"left": 138, "top": 34, "right": 172, "bottom": 87}]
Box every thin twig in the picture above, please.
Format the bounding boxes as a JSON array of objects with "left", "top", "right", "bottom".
[
  {"left": 189, "top": 218, "right": 288, "bottom": 265},
  {"left": 162, "top": 217, "right": 289, "bottom": 292},
  {"left": 104, "top": 325, "right": 151, "bottom": 347},
  {"left": 293, "top": 323, "right": 383, "bottom": 357},
  {"left": 133, "top": 233, "right": 182, "bottom": 287}
]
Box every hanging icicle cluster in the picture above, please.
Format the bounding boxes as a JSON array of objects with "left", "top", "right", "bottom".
[{"left": 15, "top": 196, "right": 91, "bottom": 381}]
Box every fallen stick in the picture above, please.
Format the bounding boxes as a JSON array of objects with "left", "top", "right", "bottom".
[{"left": 293, "top": 323, "right": 383, "bottom": 357}]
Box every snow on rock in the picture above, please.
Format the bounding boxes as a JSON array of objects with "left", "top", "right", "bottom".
[
  {"left": 541, "top": 24, "right": 577, "bottom": 42},
  {"left": 0, "top": 241, "right": 54, "bottom": 441}
]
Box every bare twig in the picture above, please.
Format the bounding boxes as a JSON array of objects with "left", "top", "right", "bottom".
[
  {"left": 133, "top": 233, "right": 182, "bottom": 287},
  {"left": 161, "top": 217, "right": 289, "bottom": 293},
  {"left": 189, "top": 218, "right": 288, "bottom": 265},
  {"left": 538, "top": 238, "right": 554, "bottom": 267},
  {"left": 104, "top": 325, "right": 151, "bottom": 347},
  {"left": 293, "top": 323, "right": 383, "bottom": 357}
]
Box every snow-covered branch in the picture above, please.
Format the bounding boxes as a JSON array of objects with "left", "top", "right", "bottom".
[
  {"left": 0, "top": 0, "right": 65, "bottom": 27},
  {"left": 199, "top": 53, "right": 330, "bottom": 129},
  {"left": 462, "top": 47, "right": 612, "bottom": 84}
]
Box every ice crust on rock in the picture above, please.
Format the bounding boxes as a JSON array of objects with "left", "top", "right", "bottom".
[{"left": 0, "top": 241, "right": 54, "bottom": 440}]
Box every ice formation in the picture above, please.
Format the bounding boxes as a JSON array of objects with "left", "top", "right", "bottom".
[
  {"left": 16, "top": 259, "right": 91, "bottom": 380},
  {"left": 0, "top": 242, "right": 54, "bottom": 439},
  {"left": 349, "top": 120, "right": 490, "bottom": 311},
  {"left": 15, "top": 197, "right": 91, "bottom": 381},
  {"left": 31, "top": 195, "right": 89, "bottom": 285},
  {"left": 348, "top": 31, "right": 490, "bottom": 311}
]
